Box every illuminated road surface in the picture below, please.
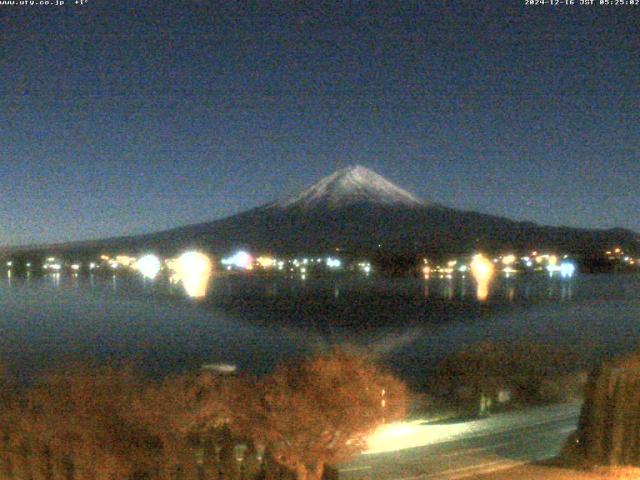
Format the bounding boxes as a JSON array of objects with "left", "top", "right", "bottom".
[{"left": 340, "top": 403, "right": 581, "bottom": 480}]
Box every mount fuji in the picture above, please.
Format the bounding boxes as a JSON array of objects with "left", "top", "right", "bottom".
[
  {"left": 274, "top": 165, "right": 423, "bottom": 210},
  {"left": 7, "top": 165, "right": 639, "bottom": 258}
]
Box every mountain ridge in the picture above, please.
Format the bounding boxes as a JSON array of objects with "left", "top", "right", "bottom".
[{"left": 2, "top": 166, "right": 638, "bottom": 257}]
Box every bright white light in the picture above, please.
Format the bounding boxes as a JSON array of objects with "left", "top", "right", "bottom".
[
  {"left": 366, "top": 420, "right": 472, "bottom": 455},
  {"left": 546, "top": 264, "right": 561, "bottom": 276},
  {"left": 326, "top": 257, "right": 342, "bottom": 268},
  {"left": 560, "top": 261, "right": 576, "bottom": 278},
  {"left": 458, "top": 265, "right": 468, "bottom": 273},
  {"left": 221, "top": 251, "right": 253, "bottom": 270},
  {"left": 136, "top": 254, "right": 162, "bottom": 280},
  {"left": 175, "top": 251, "right": 213, "bottom": 298},
  {"left": 71, "top": 264, "right": 80, "bottom": 271}
]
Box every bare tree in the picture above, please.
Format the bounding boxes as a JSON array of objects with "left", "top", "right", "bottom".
[
  {"left": 238, "top": 350, "right": 408, "bottom": 480},
  {"left": 11, "top": 363, "right": 164, "bottom": 480},
  {"left": 132, "top": 372, "right": 223, "bottom": 480},
  {"left": 0, "top": 353, "right": 407, "bottom": 480}
]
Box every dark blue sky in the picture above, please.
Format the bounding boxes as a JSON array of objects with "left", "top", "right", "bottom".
[{"left": 2, "top": 1, "right": 639, "bottom": 246}]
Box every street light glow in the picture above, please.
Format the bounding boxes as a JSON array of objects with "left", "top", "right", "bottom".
[
  {"left": 366, "top": 420, "right": 472, "bottom": 454},
  {"left": 222, "top": 251, "right": 253, "bottom": 270},
  {"left": 174, "top": 251, "right": 213, "bottom": 298},
  {"left": 256, "top": 256, "right": 275, "bottom": 268},
  {"left": 560, "top": 261, "right": 576, "bottom": 278},
  {"left": 470, "top": 253, "right": 495, "bottom": 301},
  {"left": 136, "top": 254, "right": 162, "bottom": 280}
]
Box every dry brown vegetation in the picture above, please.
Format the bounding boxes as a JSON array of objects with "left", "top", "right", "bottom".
[
  {"left": 240, "top": 350, "right": 407, "bottom": 480},
  {"left": 436, "top": 342, "right": 583, "bottom": 415},
  {"left": 567, "top": 351, "right": 640, "bottom": 468},
  {"left": 0, "top": 352, "right": 407, "bottom": 480}
]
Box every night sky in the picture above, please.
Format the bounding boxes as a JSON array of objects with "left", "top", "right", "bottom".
[{"left": 2, "top": 1, "right": 639, "bottom": 246}]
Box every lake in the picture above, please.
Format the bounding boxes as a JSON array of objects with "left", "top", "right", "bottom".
[{"left": 1, "top": 271, "right": 639, "bottom": 386}]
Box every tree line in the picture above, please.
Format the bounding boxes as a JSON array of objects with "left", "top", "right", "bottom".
[{"left": 0, "top": 351, "right": 407, "bottom": 480}]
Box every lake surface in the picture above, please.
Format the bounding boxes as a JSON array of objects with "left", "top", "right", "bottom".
[{"left": 1, "top": 271, "right": 640, "bottom": 386}]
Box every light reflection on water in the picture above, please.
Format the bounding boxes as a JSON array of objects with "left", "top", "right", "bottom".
[{"left": 0, "top": 272, "right": 638, "bottom": 384}]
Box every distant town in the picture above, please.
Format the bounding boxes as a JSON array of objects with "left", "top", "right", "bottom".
[{"left": 2, "top": 246, "right": 638, "bottom": 296}]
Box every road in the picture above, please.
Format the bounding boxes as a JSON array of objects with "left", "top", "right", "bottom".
[{"left": 339, "top": 403, "right": 581, "bottom": 480}]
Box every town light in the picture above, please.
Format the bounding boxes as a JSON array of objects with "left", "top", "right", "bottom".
[
  {"left": 470, "top": 253, "right": 495, "bottom": 301},
  {"left": 221, "top": 251, "right": 253, "bottom": 270},
  {"left": 175, "top": 251, "right": 213, "bottom": 298},
  {"left": 560, "top": 261, "right": 576, "bottom": 278},
  {"left": 422, "top": 266, "right": 431, "bottom": 278},
  {"left": 326, "top": 257, "right": 342, "bottom": 268},
  {"left": 502, "top": 254, "right": 516, "bottom": 265},
  {"left": 546, "top": 264, "right": 561, "bottom": 276},
  {"left": 115, "top": 255, "right": 136, "bottom": 267},
  {"left": 136, "top": 254, "right": 162, "bottom": 279},
  {"left": 257, "top": 256, "right": 275, "bottom": 268}
]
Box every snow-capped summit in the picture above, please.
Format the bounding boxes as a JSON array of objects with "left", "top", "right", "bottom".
[{"left": 276, "top": 165, "right": 424, "bottom": 210}]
